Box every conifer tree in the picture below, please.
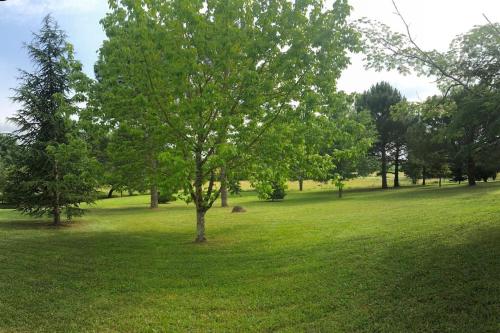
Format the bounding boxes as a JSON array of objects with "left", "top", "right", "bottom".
[{"left": 5, "top": 15, "right": 97, "bottom": 225}]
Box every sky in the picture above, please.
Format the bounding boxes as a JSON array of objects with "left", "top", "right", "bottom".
[{"left": 0, "top": 0, "right": 499, "bottom": 132}]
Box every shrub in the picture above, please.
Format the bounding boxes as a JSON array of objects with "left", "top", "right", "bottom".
[
  {"left": 253, "top": 178, "right": 287, "bottom": 201},
  {"left": 158, "top": 188, "right": 177, "bottom": 204},
  {"left": 228, "top": 180, "right": 242, "bottom": 195}
]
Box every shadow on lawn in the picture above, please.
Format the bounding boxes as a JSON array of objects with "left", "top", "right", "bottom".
[
  {"left": 1, "top": 219, "right": 499, "bottom": 332},
  {"left": 0, "top": 219, "right": 67, "bottom": 230},
  {"left": 363, "top": 225, "right": 500, "bottom": 333},
  {"left": 88, "top": 204, "right": 193, "bottom": 216}
]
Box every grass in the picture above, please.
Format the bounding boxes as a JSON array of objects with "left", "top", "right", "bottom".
[{"left": 0, "top": 178, "right": 499, "bottom": 332}]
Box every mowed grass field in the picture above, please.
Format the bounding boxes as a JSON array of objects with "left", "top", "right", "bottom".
[{"left": 0, "top": 178, "right": 499, "bottom": 332}]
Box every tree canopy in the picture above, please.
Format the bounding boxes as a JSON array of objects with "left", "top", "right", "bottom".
[
  {"left": 97, "top": 0, "right": 359, "bottom": 241},
  {"left": 4, "top": 15, "right": 97, "bottom": 224}
]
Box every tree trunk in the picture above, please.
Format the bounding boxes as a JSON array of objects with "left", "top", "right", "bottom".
[
  {"left": 150, "top": 158, "right": 159, "bottom": 208},
  {"left": 53, "top": 206, "right": 61, "bottom": 226},
  {"left": 150, "top": 184, "right": 158, "bottom": 209},
  {"left": 195, "top": 209, "right": 206, "bottom": 242},
  {"left": 194, "top": 148, "right": 208, "bottom": 242},
  {"left": 53, "top": 160, "right": 61, "bottom": 226},
  {"left": 467, "top": 157, "right": 476, "bottom": 186},
  {"left": 338, "top": 186, "right": 342, "bottom": 198},
  {"left": 394, "top": 147, "right": 400, "bottom": 188},
  {"left": 381, "top": 148, "right": 388, "bottom": 189},
  {"left": 220, "top": 167, "right": 228, "bottom": 207},
  {"left": 299, "top": 177, "right": 304, "bottom": 191},
  {"left": 107, "top": 187, "right": 115, "bottom": 198},
  {"left": 422, "top": 166, "right": 426, "bottom": 186},
  {"left": 439, "top": 177, "right": 442, "bottom": 187}
]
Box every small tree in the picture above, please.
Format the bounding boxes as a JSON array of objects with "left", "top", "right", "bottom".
[{"left": 5, "top": 16, "right": 97, "bottom": 225}]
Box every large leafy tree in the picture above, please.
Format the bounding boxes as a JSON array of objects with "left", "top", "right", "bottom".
[
  {"left": 447, "top": 87, "right": 500, "bottom": 185},
  {"left": 99, "top": 0, "right": 358, "bottom": 241},
  {"left": 359, "top": 3, "right": 500, "bottom": 93},
  {"left": 89, "top": 65, "right": 169, "bottom": 207},
  {"left": 4, "top": 15, "right": 97, "bottom": 225},
  {"left": 327, "top": 97, "right": 375, "bottom": 197},
  {"left": 356, "top": 82, "right": 403, "bottom": 189},
  {"left": 287, "top": 100, "right": 336, "bottom": 192},
  {"left": 359, "top": 5, "right": 500, "bottom": 187},
  {"left": 394, "top": 99, "right": 450, "bottom": 186}
]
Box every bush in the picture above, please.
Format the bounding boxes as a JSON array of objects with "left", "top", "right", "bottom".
[
  {"left": 228, "top": 180, "right": 242, "bottom": 195},
  {"left": 269, "top": 181, "right": 286, "bottom": 200},
  {"left": 254, "top": 179, "right": 287, "bottom": 201},
  {"left": 158, "top": 188, "right": 177, "bottom": 204}
]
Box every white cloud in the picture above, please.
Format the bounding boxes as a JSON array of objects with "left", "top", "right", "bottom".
[
  {"left": 338, "top": 54, "right": 441, "bottom": 101},
  {"left": 0, "top": 0, "right": 106, "bottom": 19},
  {"left": 336, "top": 0, "right": 500, "bottom": 99}
]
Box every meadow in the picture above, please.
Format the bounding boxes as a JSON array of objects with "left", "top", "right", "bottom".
[{"left": 0, "top": 178, "right": 499, "bottom": 332}]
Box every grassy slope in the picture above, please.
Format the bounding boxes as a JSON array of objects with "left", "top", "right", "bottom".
[{"left": 0, "top": 179, "right": 499, "bottom": 332}]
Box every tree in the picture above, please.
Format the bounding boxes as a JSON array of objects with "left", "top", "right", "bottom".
[
  {"left": 4, "top": 15, "right": 96, "bottom": 225},
  {"left": 321, "top": 93, "right": 375, "bottom": 197},
  {"left": 287, "top": 101, "right": 336, "bottom": 192},
  {"left": 106, "top": 127, "right": 150, "bottom": 195},
  {"left": 359, "top": 4, "right": 500, "bottom": 187},
  {"left": 99, "top": 0, "right": 358, "bottom": 242},
  {"left": 219, "top": 167, "right": 229, "bottom": 207},
  {"left": 359, "top": 2, "right": 500, "bottom": 93},
  {"left": 447, "top": 87, "right": 500, "bottom": 186},
  {"left": 395, "top": 98, "right": 451, "bottom": 187},
  {"left": 356, "top": 82, "right": 403, "bottom": 189},
  {"left": 90, "top": 51, "right": 170, "bottom": 207}
]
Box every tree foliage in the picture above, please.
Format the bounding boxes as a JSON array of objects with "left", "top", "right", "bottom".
[
  {"left": 358, "top": 3, "right": 500, "bottom": 93},
  {"left": 356, "top": 82, "right": 403, "bottom": 188},
  {"left": 4, "top": 15, "right": 97, "bottom": 224},
  {"left": 99, "top": 0, "right": 358, "bottom": 241}
]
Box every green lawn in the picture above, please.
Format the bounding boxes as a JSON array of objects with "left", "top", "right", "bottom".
[{"left": 1, "top": 180, "right": 499, "bottom": 332}]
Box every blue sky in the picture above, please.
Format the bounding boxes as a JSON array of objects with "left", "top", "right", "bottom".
[
  {"left": 1, "top": 0, "right": 499, "bottom": 132},
  {"left": 0, "top": 0, "right": 107, "bottom": 131}
]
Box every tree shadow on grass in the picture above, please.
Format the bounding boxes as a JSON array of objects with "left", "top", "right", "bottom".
[
  {"left": 359, "top": 225, "right": 500, "bottom": 333},
  {"left": 0, "top": 219, "right": 499, "bottom": 332},
  {"left": 0, "top": 219, "right": 70, "bottom": 230},
  {"left": 88, "top": 204, "right": 193, "bottom": 216}
]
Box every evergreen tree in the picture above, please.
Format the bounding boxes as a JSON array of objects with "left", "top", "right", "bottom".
[
  {"left": 356, "top": 82, "right": 403, "bottom": 189},
  {"left": 5, "top": 15, "right": 97, "bottom": 225}
]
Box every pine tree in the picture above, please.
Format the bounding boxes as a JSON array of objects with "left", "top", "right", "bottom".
[{"left": 5, "top": 15, "right": 97, "bottom": 225}]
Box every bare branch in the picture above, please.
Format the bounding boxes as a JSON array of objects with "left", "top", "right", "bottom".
[
  {"left": 391, "top": 0, "right": 469, "bottom": 90},
  {"left": 482, "top": 14, "right": 500, "bottom": 35}
]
